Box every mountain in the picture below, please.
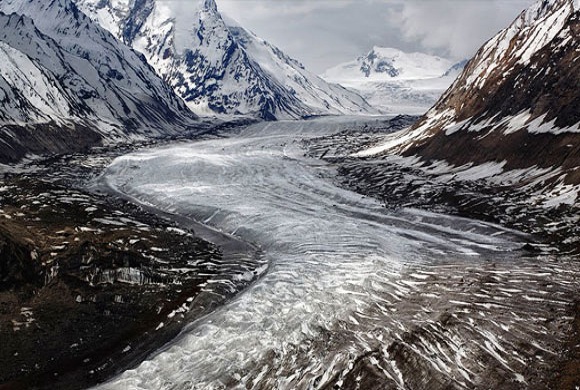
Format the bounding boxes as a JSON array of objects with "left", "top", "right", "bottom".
[
  {"left": 359, "top": 0, "right": 580, "bottom": 201},
  {"left": 0, "top": 0, "right": 199, "bottom": 163},
  {"left": 323, "top": 47, "right": 454, "bottom": 81},
  {"left": 321, "top": 47, "right": 465, "bottom": 115},
  {"left": 74, "top": 0, "right": 375, "bottom": 120}
]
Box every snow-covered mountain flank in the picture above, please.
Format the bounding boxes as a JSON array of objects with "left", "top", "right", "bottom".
[
  {"left": 75, "top": 0, "right": 375, "bottom": 120},
  {"left": 322, "top": 47, "right": 466, "bottom": 115},
  {"left": 360, "top": 0, "right": 580, "bottom": 203},
  {"left": 0, "top": 0, "right": 199, "bottom": 163}
]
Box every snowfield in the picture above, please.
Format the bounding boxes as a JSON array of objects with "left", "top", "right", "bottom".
[
  {"left": 96, "top": 118, "right": 579, "bottom": 389},
  {"left": 321, "top": 47, "right": 464, "bottom": 115}
]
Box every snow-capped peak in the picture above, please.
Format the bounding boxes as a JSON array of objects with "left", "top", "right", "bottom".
[
  {"left": 75, "top": 0, "right": 375, "bottom": 120},
  {"left": 0, "top": 0, "right": 202, "bottom": 163},
  {"left": 321, "top": 47, "right": 462, "bottom": 115},
  {"left": 0, "top": 0, "right": 196, "bottom": 136},
  {"left": 519, "top": 0, "right": 572, "bottom": 25},
  {"left": 322, "top": 47, "right": 453, "bottom": 82},
  {"left": 202, "top": 0, "right": 218, "bottom": 12}
]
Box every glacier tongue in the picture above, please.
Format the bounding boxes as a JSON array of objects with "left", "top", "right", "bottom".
[{"left": 97, "top": 118, "right": 579, "bottom": 389}]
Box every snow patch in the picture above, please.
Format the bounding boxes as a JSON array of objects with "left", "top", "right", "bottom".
[{"left": 356, "top": 109, "right": 455, "bottom": 156}]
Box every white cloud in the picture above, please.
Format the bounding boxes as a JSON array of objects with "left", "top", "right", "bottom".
[
  {"left": 391, "top": 0, "right": 533, "bottom": 59},
  {"left": 219, "top": 0, "right": 354, "bottom": 18}
]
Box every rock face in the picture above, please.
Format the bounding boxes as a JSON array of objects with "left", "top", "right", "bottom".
[
  {"left": 0, "top": 0, "right": 199, "bottom": 163},
  {"left": 74, "top": 0, "right": 375, "bottom": 120},
  {"left": 361, "top": 0, "right": 579, "bottom": 194},
  {"left": 321, "top": 47, "right": 465, "bottom": 115}
]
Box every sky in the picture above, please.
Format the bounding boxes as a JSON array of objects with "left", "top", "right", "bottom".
[{"left": 210, "top": 0, "right": 536, "bottom": 73}]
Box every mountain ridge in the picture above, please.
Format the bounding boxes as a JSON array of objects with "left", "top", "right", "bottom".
[
  {"left": 358, "top": 0, "right": 579, "bottom": 203},
  {"left": 75, "top": 0, "right": 376, "bottom": 120},
  {"left": 0, "top": 0, "right": 201, "bottom": 163}
]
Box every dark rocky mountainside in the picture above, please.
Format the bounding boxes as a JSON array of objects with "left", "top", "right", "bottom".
[
  {"left": 0, "top": 174, "right": 217, "bottom": 389},
  {"left": 394, "top": 0, "right": 580, "bottom": 186},
  {"left": 0, "top": 148, "right": 263, "bottom": 389}
]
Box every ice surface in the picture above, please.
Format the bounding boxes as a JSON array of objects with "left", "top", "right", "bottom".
[{"left": 96, "top": 118, "right": 578, "bottom": 389}]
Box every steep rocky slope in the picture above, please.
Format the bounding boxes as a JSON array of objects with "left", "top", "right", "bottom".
[
  {"left": 0, "top": 173, "right": 220, "bottom": 390},
  {"left": 74, "top": 0, "right": 375, "bottom": 120},
  {"left": 0, "top": 0, "right": 199, "bottom": 163},
  {"left": 360, "top": 0, "right": 579, "bottom": 201}
]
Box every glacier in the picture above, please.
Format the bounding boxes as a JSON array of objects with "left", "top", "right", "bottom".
[{"left": 95, "top": 118, "right": 579, "bottom": 389}]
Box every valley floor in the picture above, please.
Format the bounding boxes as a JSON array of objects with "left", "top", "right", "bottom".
[{"left": 1, "top": 116, "right": 578, "bottom": 389}]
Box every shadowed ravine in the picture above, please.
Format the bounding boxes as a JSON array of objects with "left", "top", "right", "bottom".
[{"left": 97, "top": 119, "right": 579, "bottom": 389}]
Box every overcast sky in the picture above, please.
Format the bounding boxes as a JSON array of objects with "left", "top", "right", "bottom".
[{"left": 210, "top": 0, "right": 535, "bottom": 73}]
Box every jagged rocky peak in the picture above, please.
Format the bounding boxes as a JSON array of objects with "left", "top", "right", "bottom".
[
  {"left": 360, "top": 48, "right": 401, "bottom": 78},
  {"left": 75, "top": 0, "right": 157, "bottom": 44},
  {"left": 121, "top": 0, "right": 156, "bottom": 44},
  {"left": 187, "top": 0, "right": 236, "bottom": 61},
  {"left": 203, "top": 0, "right": 218, "bottom": 12},
  {"left": 75, "top": 0, "right": 375, "bottom": 119}
]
